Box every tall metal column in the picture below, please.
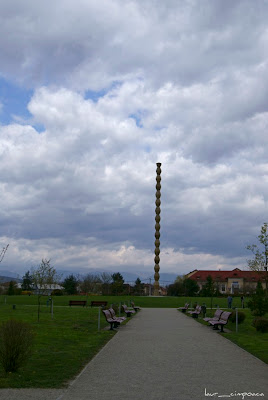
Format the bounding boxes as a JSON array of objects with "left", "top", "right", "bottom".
[{"left": 154, "top": 163, "right": 161, "bottom": 296}]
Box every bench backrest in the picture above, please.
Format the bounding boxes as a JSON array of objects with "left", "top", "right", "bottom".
[
  {"left": 109, "top": 308, "right": 116, "bottom": 318},
  {"left": 213, "top": 309, "right": 224, "bottom": 319},
  {"left": 102, "top": 309, "right": 113, "bottom": 321},
  {"left": 122, "top": 304, "right": 128, "bottom": 311},
  {"left": 219, "top": 311, "right": 232, "bottom": 322}
]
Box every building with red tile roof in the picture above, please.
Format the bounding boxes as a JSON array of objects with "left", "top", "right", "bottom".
[{"left": 185, "top": 268, "right": 267, "bottom": 294}]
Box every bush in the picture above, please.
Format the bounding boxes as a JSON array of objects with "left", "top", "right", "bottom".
[
  {"left": 230, "top": 311, "right": 246, "bottom": 324},
  {"left": 252, "top": 317, "right": 268, "bottom": 333},
  {"left": 248, "top": 281, "right": 268, "bottom": 316},
  {"left": 51, "top": 289, "right": 63, "bottom": 296},
  {"left": 0, "top": 319, "right": 34, "bottom": 373}
]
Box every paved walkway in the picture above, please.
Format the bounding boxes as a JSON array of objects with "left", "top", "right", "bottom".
[{"left": 0, "top": 308, "right": 267, "bottom": 400}]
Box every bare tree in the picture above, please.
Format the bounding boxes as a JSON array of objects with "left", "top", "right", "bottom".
[
  {"left": 80, "top": 274, "right": 101, "bottom": 294},
  {"left": 31, "top": 259, "right": 59, "bottom": 322},
  {"left": 247, "top": 223, "right": 268, "bottom": 271}
]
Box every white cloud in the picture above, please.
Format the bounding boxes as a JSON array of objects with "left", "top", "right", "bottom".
[{"left": 0, "top": 1, "right": 268, "bottom": 279}]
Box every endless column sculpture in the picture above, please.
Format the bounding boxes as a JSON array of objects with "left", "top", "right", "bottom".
[{"left": 153, "top": 163, "right": 161, "bottom": 296}]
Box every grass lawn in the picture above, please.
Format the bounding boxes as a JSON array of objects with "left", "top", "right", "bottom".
[
  {"left": 0, "top": 294, "right": 266, "bottom": 388},
  {"left": 0, "top": 294, "right": 244, "bottom": 309},
  {"left": 186, "top": 308, "right": 268, "bottom": 364},
  {"left": 0, "top": 303, "right": 116, "bottom": 388}
]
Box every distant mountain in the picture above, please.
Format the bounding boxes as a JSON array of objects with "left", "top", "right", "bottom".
[
  {"left": 57, "top": 268, "right": 178, "bottom": 286},
  {"left": 1, "top": 267, "right": 178, "bottom": 286},
  {"left": 0, "top": 270, "right": 21, "bottom": 279},
  {"left": 0, "top": 275, "right": 22, "bottom": 283}
]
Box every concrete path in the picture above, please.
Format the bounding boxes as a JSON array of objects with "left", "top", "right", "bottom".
[{"left": 0, "top": 308, "right": 267, "bottom": 400}]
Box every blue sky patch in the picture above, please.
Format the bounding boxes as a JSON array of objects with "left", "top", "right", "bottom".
[{"left": 0, "top": 77, "right": 33, "bottom": 125}]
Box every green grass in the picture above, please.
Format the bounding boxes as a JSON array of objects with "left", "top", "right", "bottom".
[
  {"left": 0, "top": 294, "right": 245, "bottom": 309},
  {"left": 0, "top": 294, "right": 266, "bottom": 388},
  {"left": 187, "top": 308, "right": 268, "bottom": 364},
  {"left": 0, "top": 303, "right": 115, "bottom": 388}
]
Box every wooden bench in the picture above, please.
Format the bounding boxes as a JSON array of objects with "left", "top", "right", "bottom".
[
  {"left": 102, "top": 309, "right": 121, "bottom": 330},
  {"left": 178, "top": 303, "right": 189, "bottom": 313},
  {"left": 208, "top": 311, "right": 232, "bottom": 332},
  {"left": 108, "top": 308, "right": 126, "bottom": 323},
  {"left": 90, "top": 301, "right": 108, "bottom": 307},
  {"left": 69, "top": 300, "right": 87, "bottom": 307},
  {"left": 187, "top": 305, "right": 202, "bottom": 318},
  {"left": 203, "top": 309, "right": 223, "bottom": 323},
  {"left": 131, "top": 301, "right": 141, "bottom": 312},
  {"left": 122, "top": 304, "right": 135, "bottom": 317}
]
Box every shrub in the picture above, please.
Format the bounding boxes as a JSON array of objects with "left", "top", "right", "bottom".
[
  {"left": 0, "top": 319, "right": 34, "bottom": 373},
  {"left": 230, "top": 311, "right": 246, "bottom": 324},
  {"left": 111, "top": 304, "right": 119, "bottom": 314},
  {"left": 252, "top": 317, "right": 268, "bottom": 333},
  {"left": 51, "top": 289, "right": 63, "bottom": 296},
  {"left": 248, "top": 281, "right": 268, "bottom": 316}
]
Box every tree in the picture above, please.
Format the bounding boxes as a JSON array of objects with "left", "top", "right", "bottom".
[
  {"left": 62, "top": 274, "right": 79, "bottom": 295},
  {"left": 199, "top": 275, "right": 215, "bottom": 309},
  {"left": 248, "top": 281, "right": 268, "bottom": 316},
  {"left": 22, "top": 270, "right": 33, "bottom": 291},
  {"left": 80, "top": 274, "right": 101, "bottom": 294},
  {"left": 7, "top": 281, "right": 15, "bottom": 296},
  {"left": 247, "top": 223, "right": 268, "bottom": 294},
  {"left": 100, "top": 272, "right": 112, "bottom": 295},
  {"left": 247, "top": 223, "right": 268, "bottom": 271},
  {"left": 31, "top": 259, "right": 59, "bottom": 322},
  {"left": 111, "top": 272, "right": 124, "bottom": 295},
  {"left": 134, "top": 278, "right": 144, "bottom": 295},
  {"left": 183, "top": 278, "right": 199, "bottom": 296},
  {"left": 167, "top": 276, "right": 199, "bottom": 296}
]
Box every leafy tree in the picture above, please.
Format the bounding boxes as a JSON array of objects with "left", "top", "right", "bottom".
[
  {"left": 248, "top": 281, "right": 268, "bottom": 316},
  {"left": 111, "top": 272, "right": 124, "bottom": 295},
  {"left": 62, "top": 274, "right": 79, "bottom": 295},
  {"left": 183, "top": 278, "right": 199, "bottom": 296},
  {"left": 167, "top": 277, "right": 199, "bottom": 296},
  {"left": 7, "top": 281, "right": 16, "bottom": 296},
  {"left": 134, "top": 278, "right": 144, "bottom": 295},
  {"left": 31, "top": 259, "right": 59, "bottom": 322},
  {"left": 167, "top": 281, "right": 183, "bottom": 296},
  {"left": 22, "top": 270, "right": 33, "bottom": 291}
]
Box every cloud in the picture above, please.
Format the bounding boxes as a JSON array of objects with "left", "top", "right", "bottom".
[
  {"left": 0, "top": 0, "right": 267, "bottom": 90},
  {"left": 0, "top": 1, "right": 268, "bottom": 278}
]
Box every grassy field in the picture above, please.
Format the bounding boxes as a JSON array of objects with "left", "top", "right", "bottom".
[
  {"left": 0, "top": 294, "right": 266, "bottom": 388},
  {"left": 187, "top": 308, "right": 268, "bottom": 364},
  {"left": 0, "top": 303, "right": 115, "bottom": 388},
  {"left": 0, "top": 294, "right": 244, "bottom": 309}
]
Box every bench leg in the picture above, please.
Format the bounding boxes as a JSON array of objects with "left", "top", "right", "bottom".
[{"left": 109, "top": 322, "right": 115, "bottom": 331}]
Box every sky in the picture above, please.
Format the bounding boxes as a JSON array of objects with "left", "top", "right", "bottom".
[{"left": 0, "top": 0, "right": 268, "bottom": 283}]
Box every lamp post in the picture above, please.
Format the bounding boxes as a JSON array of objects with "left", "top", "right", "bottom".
[{"left": 154, "top": 163, "right": 161, "bottom": 296}]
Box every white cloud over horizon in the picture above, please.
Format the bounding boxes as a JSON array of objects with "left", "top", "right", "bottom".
[{"left": 0, "top": 0, "right": 268, "bottom": 281}]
